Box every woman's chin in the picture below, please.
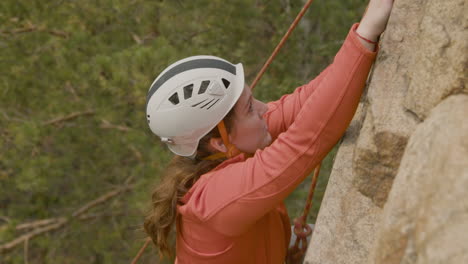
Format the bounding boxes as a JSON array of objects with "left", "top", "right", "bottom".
[
  {"left": 260, "top": 133, "right": 273, "bottom": 149},
  {"left": 238, "top": 133, "right": 272, "bottom": 154}
]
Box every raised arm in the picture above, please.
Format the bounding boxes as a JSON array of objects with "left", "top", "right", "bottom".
[{"left": 265, "top": 0, "right": 394, "bottom": 139}]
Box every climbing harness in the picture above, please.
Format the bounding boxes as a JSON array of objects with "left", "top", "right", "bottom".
[{"left": 133, "top": 0, "right": 321, "bottom": 262}]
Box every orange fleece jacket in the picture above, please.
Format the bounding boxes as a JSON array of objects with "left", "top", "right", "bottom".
[{"left": 176, "top": 23, "right": 377, "bottom": 264}]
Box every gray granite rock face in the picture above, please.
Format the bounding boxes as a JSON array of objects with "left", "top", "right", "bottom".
[{"left": 304, "top": 0, "right": 467, "bottom": 263}]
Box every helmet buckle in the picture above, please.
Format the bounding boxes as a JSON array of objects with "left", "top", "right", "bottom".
[{"left": 160, "top": 137, "right": 174, "bottom": 144}]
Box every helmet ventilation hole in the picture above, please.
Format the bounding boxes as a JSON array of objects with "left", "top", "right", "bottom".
[
  {"left": 199, "top": 80, "right": 210, "bottom": 94},
  {"left": 200, "top": 99, "right": 215, "bottom": 109},
  {"left": 168, "top": 93, "right": 180, "bottom": 105},
  {"left": 206, "top": 99, "right": 220, "bottom": 109},
  {"left": 222, "top": 78, "right": 230, "bottom": 89},
  {"left": 192, "top": 99, "right": 208, "bottom": 107},
  {"left": 183, "top": 84, "right": 193, "bottom": 99}
]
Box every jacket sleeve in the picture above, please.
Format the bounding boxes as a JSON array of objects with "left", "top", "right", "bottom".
[
  {"left": 183, "top": 23, "right": 377, "bottom": 237},
  {"left": 264, "top": 66, "right": 332, "bottom": 140}
]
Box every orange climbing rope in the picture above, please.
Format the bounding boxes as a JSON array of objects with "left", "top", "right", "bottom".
[
  {"left": 132, "top": 0, "right": 318, "bottom": 263},
  {"left": 250, "top": 0, "right": 315, "bottom": 90},
  {"left": 131, "top": 238, "right": 151, "bottom": 264},
  {"left": 287, "top": 164, "right": 321, "bottom": 264},
  {"left": 250, "top": 1, "right": 319, "bottom": 262}
]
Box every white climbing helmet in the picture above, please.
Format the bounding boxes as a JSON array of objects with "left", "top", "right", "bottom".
[{"left": 146, "top": 55, "right": 244, "bottom": 157}]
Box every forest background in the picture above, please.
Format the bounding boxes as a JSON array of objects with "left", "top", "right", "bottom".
[{"left": 0, "top": 0, "right": 369, "bottom": 263}]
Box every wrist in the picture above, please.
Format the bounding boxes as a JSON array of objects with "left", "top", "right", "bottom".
[
  {"left": 355, "top": 30, "right": 378, "bottom": 45},
  {"left": 356, "top": 23, "right": 380, "bottom": 42},
  {"left": 354, "top": 23, "right": 377, "bottom": 52}
]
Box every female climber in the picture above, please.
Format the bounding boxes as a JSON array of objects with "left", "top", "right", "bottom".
[{"left": 143, "top": 0, "right": 394, "bottom": 263}]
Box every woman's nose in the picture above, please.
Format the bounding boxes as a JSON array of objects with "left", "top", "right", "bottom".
[{"left": 255, "top": 100, "right": 268, "bottom": 116}]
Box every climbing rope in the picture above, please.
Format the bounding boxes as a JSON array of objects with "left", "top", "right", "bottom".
[
  {"left": 250, "top": 0, "right": 315, "bottom": 90},
  {"left": 287, "top": 164, "right": 321, "bottom": 264},
  {"left": 132, "top": 0, "right": 318, "bottom": 262},
  {"left": 249, "top": 1, "right": 319, "bottom": 262},
  {"left": 131, "top": 238, "right": 151, "bottom": 264}
]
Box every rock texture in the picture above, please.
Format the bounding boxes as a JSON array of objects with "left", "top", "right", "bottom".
[
  {"left": 304, "top": 0, "right": 467, "bottom": 263},
  {"left": 369, "top": 95, "right": 468, "bottom": 264},
  {"left": 303, "top": 105, "right": 383, "bottom": 264},
  {"left": 402, "top": 1, "right": 468, "bottom": 120}
]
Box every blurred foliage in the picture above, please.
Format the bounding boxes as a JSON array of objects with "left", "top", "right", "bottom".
[{"left": 0, "top": 0, "right": 367, "bottom": 263}]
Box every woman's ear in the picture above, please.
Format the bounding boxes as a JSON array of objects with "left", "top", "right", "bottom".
[{"left": 209, "top": 137, "right": 228, "bottom": 153}]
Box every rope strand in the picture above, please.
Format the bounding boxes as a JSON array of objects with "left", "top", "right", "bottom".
[
  {"left": 287, "top": 164, "right": 321, "bottom": 264},
  {"left": 131, "top": 238, "right": 151, "bottom": 264},
  {"left": 250, "top": 0, "right": 315, "bottom": 90}
]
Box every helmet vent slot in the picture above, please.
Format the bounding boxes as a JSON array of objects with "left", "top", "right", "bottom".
[
  {"left": 206, "top": 99, "right": 220, "bottom": 110},
  {"left": 200, "top": 99, "right": 215, "bottom": 109},
  {"left": 168, "top": 93, "right": 180, "bottom": 105},
  {"left": 199, "top": 80, "right": 210, "bottom": 94},
  {"left": 183, "top": 84, "right": 193, "bottom": 99},
  {"left": 222, "top": 78, "right": 230, "bottom": 89},
  {"left": 192, "top": 99, "right": 208, "bottom": 107}
]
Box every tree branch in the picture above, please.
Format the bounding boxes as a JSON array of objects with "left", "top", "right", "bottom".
[
  {"left": 46, "top": 29, "right": 68, "bottom": 38},
  {"left": 0, "top": 180, "right": 134, "bottom": 254},
  {"left": 16, "top": 212, "right": 124, "bottom": 231},
  {"left": 0, "top": 218, "right": 67, "bottom": 253},
  {"left": 72, "top": 185, "right": 133, "bottom": 217},
  {"left": 1, "top": 24, "right": 69, "bottom": 38},
  {"left": 0, "top": 215, "right": 11, "bottom": 224},
  {"left": 128, "top": 145, "right": 143, "bottom": 162},
  {"left": 16, "top": 218, "right": 65, "bottom": 231},
  {"left": 100, "top": 119, "right": 131, "bottom": 132},
  {"left": 43, "top": 110, "right": 95, "bottom": 125},
  {"left": 65, "top": 81, "right": 80, "bottom": 101},
  {"left": 24, "top": 238, "right": 29, "bottom": 264}
]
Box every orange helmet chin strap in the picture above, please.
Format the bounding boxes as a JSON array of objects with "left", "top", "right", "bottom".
[{"left": 203, "top": 120, "right": 242, "bottom": 161}]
